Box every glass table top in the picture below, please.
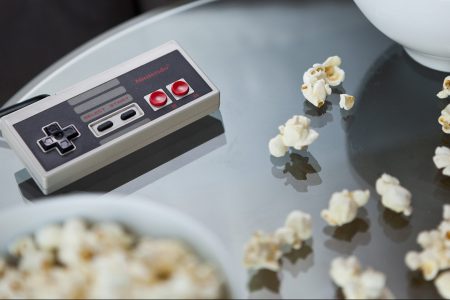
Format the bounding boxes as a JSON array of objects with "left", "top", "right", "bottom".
[{"left": 1, "top": 0, "right": 448, "bottom": 298}]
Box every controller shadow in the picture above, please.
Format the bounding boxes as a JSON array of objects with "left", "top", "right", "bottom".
[{"left": 15, "top": 113, "right": 225, "bottom": 201}]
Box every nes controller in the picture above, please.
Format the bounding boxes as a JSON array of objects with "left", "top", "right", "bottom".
[{"left": 0, "top": 41, "right": 220, "bottom": 195}]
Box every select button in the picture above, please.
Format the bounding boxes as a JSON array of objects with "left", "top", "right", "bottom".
[{"left": 97, "top": 121, "right": 113, "bottom": 132}]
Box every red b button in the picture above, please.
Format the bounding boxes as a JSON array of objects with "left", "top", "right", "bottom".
[
  {"left": 149, "top": 90, "right": 168, "bottom": 107},
  {"left": 171, "top": 80, "right": 190, "bottom": 97}
]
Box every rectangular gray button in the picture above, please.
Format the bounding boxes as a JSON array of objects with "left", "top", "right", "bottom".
[
  {"left": 74, "top": 86, "right": 126, "bottom": 114},
  {"left": 99, "top": 118, "right": 150, "bottom": 145},
  {"left": 68, "top": 79, "right": 120, "bottom": 106}
]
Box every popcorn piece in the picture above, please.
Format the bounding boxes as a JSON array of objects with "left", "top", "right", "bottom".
[
  {"left": 35, "top": 224, "right": 62, "bottom": 251},
  {"left": 285, "top": 210, "right": 313, "bottom": 241},
  {"left": 435, "top": 271, "right": 450, "bottom": 299},
  {"left": 330, "top": 256, "right": 361, "bottom": 288},
  {"left": 323, "top": 56, "right": 345, "bottom": 87},
  {"left": 439, "top": 104, "right": 450, "bottom": 134},
  {"left": 58, "top": 218, "right": 94, "bottom": 267},
  {"left": 303, "top": 56, "right": 345, "bottom": 87},
  {"left": 303, "top": 65, "right": 326, "bottom": 85},
  {"left": 433, "top": 146, "right": 450, "bottom": 176},
  {"left": 375, "top": 173, "right": 412, "bottom": 217},
  {"left": 243, "top": 231, "right": 282, "bottom": 272},
  {"left": 18, "top": 250, "right": 54, "bottom": 272},
  {"left": 8, "top": 237, "right": 37, "bottom": 257},
  {"left": 274, "top": 227, "right": 297, "bottom": 251},
  {"left": 321, "top": 189, "right": 370, "bottom": 227},
  {"left": 405, "top": 205, "right": 450, "bottom": 291},
  {"left": 437, "top": 76, "right": 450, "bottom": 99},
  {"left": 330, "top": 256, "right": 393, "bottom": 299},
  {"left": 275, "top": 210, "right": 312, "bottom": 252},
  {"left": 281, "top": 115, "right": 319, "bottom": 150},
  {"left": 301, "top": 79, "right": 329, "bottom": 108},
  {"left": 301, "top": 56, "right": 346, "bottom": 108},
  {"left": 244, "top": 210, "right": 313, "bottom": 270},
  {"left": 268, "top": 134, "right": 288, "bottom": 157},
  {"left": 268, "top": 115, "right": 318, "bottom": 157},
  {"left": 339, "top": 94, "right": 355, "bottom": 110}
]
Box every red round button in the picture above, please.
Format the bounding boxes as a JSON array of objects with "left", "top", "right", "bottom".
[
  {"left": 171, "top": 80, "right": 190, "bottom": 97},
  {"left": 149, "top": 90, "right": 167, "bottom": 107}
]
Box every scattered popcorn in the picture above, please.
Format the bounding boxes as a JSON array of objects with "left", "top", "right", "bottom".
[
  {"left": 243, "top": 231, "right": 282, "bottom": 272},
  {"left": 439, "top": 104, "right": 450, "bottom": 134},
  {"left": 301, "top": 56, "right": 345, "bottom": 108},
  {"left": 301, "top": 79, "right": 330, "bottom": 108},
  {"left": 435, "top": 271, "right": 450, "bottom": 299},
  {"left": 323, "top": 56, "right": 345, "bottom": 87},
  {"left": 268, "top": 134, "right": 288, "bottom": 158},
  {"left": 375, "top": 173, "right": 412, "bottom": 217},
  {"left": 275, "top": 210, "right": 313, "bottom": 252},
  {"left": 243, "top": 210, "right": 312, "bottom": 271},
  {"left": 437, "top": 76, "right": 450, "bottom": 99},
  {"left": 330, "top": 256, "right": 394, "bottom": 299},
  {"left": 339, "top": 94, "right": 355, "bottom": 110},
  {"left": 321, "top": 189, "right": 370, "bottom": 227},
  {"left": 303, "top": 56, "right": 345, "bottom": 87},
  {"left": 405, "top": 205, "right": 450, "bottom": 286},
  {"left": 281, "top": 116, "right": 319, "bottom": 150},
  {"left": 433, "top": 146, "right": 450, "bottom": 176},
  {"left": 0, "top": 220, "right": 224, "bottom": 299},
  {"left": 268, "top": 115, "right": 319, "bottom": 157}
]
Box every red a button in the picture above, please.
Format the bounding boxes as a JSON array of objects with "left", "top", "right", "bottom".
[
  {"left": 149, "top": 90, "right": 167, "bottom": 107},
  {"left": 171, "top": 80, "right": 190, "bottom": 97}
]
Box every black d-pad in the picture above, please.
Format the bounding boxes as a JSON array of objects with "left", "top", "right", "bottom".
[{"left": 37, "top": 122, "right": 80, "bottom": 155}]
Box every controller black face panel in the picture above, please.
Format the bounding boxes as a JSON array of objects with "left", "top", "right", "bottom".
[{"left": 13, "top": 50, "right": 212, "bottom": 171}]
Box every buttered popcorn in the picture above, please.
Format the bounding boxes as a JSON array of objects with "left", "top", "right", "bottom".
[
  {"left": 339, "top": 94, "right": 355, "bottom": 110},
  {"left": 405, "top": 205, "right": 450, "bottom": 287},
  {"left": 321, "top": 189, "right": 370, "bottom": 227},
  {"left": 0, "top": 219, "right": 224, "bottom": 299},
  {"left": 375, "top": 173, "right": 412, "bottom": 217},
  {"left": 437, "top": 76, "right": 450, "bottom": 99},
  {"left": 301, "top": 56, "right": 345, "bottom": 107},
  {"left": 268, "top": 115, "right": 319, "bottom": 157},
  {"left": 439, "top": 104, "right": 450, "bottom": 134},
  {"left": 243, "top": 210, "right": 312, "bottom": 271},
  {"left": 330, "top": 256, "right": 394, "bottom": 299}
]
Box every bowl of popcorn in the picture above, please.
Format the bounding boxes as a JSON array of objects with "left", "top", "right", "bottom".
[
  {"left": 353, "top": 0, "right": 450, "bottom": 72},
  {"left": 0, "top": 194, "right": 244, "bottom": 299}
]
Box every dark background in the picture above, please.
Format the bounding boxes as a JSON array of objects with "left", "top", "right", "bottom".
[{"left": 0, "top": 0, "right": 182, "bottom": 107}]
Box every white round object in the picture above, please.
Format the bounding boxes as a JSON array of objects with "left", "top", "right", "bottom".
[
  {"left": 353, "top": 0, "right": 450, "bottom": 72},
  {"left": 0, "top": 194, "right": 244, "bottom": 299}
]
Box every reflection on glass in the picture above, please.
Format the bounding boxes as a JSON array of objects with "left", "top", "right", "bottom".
[
  {"left": 271, "top": 151, "right": 322, "bottom": 193},
  {"left": 15, "top": 114, "right": 226, "bottom": 201}
]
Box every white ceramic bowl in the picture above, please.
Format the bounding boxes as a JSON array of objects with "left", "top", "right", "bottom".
[
  {"left": 354, "top": 0, "right": 450, "bottom": 72},
  {"left": 0, "top": 194, "right": 245, "bottom": 299}
]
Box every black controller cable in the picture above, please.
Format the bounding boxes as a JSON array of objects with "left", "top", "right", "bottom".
[{"left": 0, "top": 94, "right": 50, "bottom": 119}]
